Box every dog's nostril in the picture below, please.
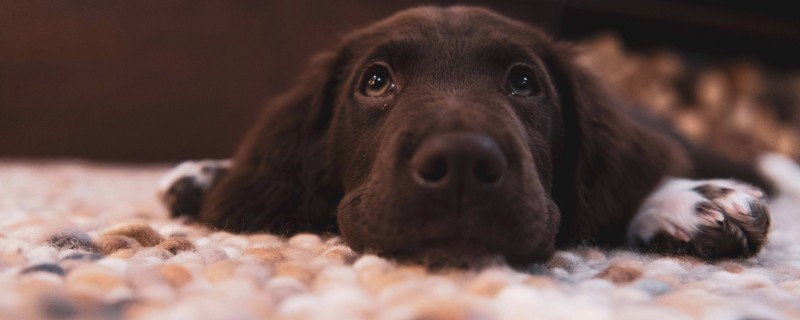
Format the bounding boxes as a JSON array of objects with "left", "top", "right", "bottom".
[
  {"left": 474, "top": 160, "right": 502, "bottom": 183},
  {"left": 410, "top": 133, "right": 507, "bottom": 188},
  {"left": 418, "top": 157, "right": 448, "bottom": 183}
]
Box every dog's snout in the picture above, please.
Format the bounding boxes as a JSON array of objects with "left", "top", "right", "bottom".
[{"left": 410, "top": 133, "right": 507, "bottom": 187}]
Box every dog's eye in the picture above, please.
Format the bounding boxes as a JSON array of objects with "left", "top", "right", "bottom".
[
  {"left": 506, "top": 66, "right": 540, "bottom": 97},
  {"left": 360, "top": 65, "right": 396, "bottom": 97}
]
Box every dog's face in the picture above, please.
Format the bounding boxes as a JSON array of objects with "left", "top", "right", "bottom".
[
  {"left": 202, "top": 6, "right": 654, "bottom": 267},
  {"left": 328, "top": 8, "right": 563, "bottom": 265}
]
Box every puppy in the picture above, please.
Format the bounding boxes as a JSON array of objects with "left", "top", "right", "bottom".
[{"left": 159, "top": 7, "right": 771, "bottom": 267}]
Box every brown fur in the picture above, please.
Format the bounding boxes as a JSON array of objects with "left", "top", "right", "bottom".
[{"left": 195, "top": 7, "right": 764, "bottom": 266}]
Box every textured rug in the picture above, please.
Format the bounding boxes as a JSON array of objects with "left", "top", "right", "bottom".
[{"left": 1, "top": 160, "right": 800, "bottom": 320}]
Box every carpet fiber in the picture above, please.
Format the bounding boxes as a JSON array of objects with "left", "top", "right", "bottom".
[{"left": 1, "top": 160, "right": 799, "bottom": 319}]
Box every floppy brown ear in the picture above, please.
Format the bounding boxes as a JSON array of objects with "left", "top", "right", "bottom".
[
  {"left": 544, "top": 45, "right": 690, "bottom": 246},
  {"left": 198, "top": 51, "right": 345, "bottom": 234}
]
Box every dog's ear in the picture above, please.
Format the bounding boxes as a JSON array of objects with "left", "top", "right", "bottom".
[
  {"left": 543, "top": 45, "right": 690, "bottom": 245},
  {"left": 199, "top": 51, "right": 346, "bottom": 234}
]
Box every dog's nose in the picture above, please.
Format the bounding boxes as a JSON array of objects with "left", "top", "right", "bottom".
[{"left": 410, "top": 133, "right": 506, "bottom": 187}]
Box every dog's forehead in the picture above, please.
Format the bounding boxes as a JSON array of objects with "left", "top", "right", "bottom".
[
  {"left": 380, "top": 6, "right": 529, "bottom": 33},
  {"left": 346, "top": 6, "right": 549, "bottom": 54}
]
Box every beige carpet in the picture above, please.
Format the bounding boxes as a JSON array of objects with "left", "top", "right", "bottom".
[{"left": 1, "top": 160, "right": 799, "bottom": 320}]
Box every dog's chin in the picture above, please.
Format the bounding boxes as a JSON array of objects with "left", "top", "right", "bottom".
[
  {"left": 379, "top": 240, "right": 506, "bottom": 269},
  {"left": 373, "top": 237, "right": 549, "bottom": 269}
]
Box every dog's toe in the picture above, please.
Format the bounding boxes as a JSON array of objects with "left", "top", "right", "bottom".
[{"left": 688, "top": 181, "right": 770, "bottom": 258}]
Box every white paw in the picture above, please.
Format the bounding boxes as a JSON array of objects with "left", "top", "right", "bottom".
[
  {"left": 158, "top": 159, "right": 231, "bottom": 217},
  {"left": 627, "top": 178, "right": 770, "bottom": 258}
]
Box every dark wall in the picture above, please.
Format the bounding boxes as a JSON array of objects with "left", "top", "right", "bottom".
[
  {"left": 1, "top": 0, "right": 797, "bottom": 162},
  {"left": 559, "top": 0, "right": 800, "bottom": 66}
]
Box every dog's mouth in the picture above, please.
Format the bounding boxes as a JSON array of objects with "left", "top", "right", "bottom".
[
  {"left": 337, "top": 148, "right": 560, "bottom": 268},
  {"left": 338, "top": 185, "right": 560, "bottom": 267}
]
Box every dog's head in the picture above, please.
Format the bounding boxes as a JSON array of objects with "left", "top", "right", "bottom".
[{"left": 202, "top": 6, "right": 672, "bottom": 266}]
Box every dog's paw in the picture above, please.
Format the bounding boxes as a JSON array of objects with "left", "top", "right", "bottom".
[
  {"left": 157, "top": 160, "right": 231, "bottom": 218},
  {"left": 627, "top": 178, "right": 770, "bottom": 259}
]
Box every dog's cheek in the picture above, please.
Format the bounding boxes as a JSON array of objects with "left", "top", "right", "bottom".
[
  {"left": 333, "top": 185, "right": 381, "bottom": 247},
  {"left": 335, "top": 195, "right": 368, "bottom": 252},
  {"left": 543, "top": 199, "right": 561, "bottom": 252},
  {"left": 493, "top": 194, "right": 561, "bottom": 265},
  {"left": 529, "top": 199, "right": 561, "bottom": 262}
]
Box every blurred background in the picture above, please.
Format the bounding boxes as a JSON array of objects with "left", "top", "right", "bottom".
[{"left": 2, "top": 0, "right": 799, "bottom": 163}]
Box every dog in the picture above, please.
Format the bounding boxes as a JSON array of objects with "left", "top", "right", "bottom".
[{"left": 158, "top": 7, "right": 771, "bottom": 267}]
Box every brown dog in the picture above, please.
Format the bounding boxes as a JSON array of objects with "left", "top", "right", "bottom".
[{"left": 159, "top": 7, "right": 771, "bottom": 267}]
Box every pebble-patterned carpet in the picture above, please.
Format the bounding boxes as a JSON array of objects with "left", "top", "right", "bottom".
[{"left": 1, "top": 160, "right": 799, "bottom": 320}]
